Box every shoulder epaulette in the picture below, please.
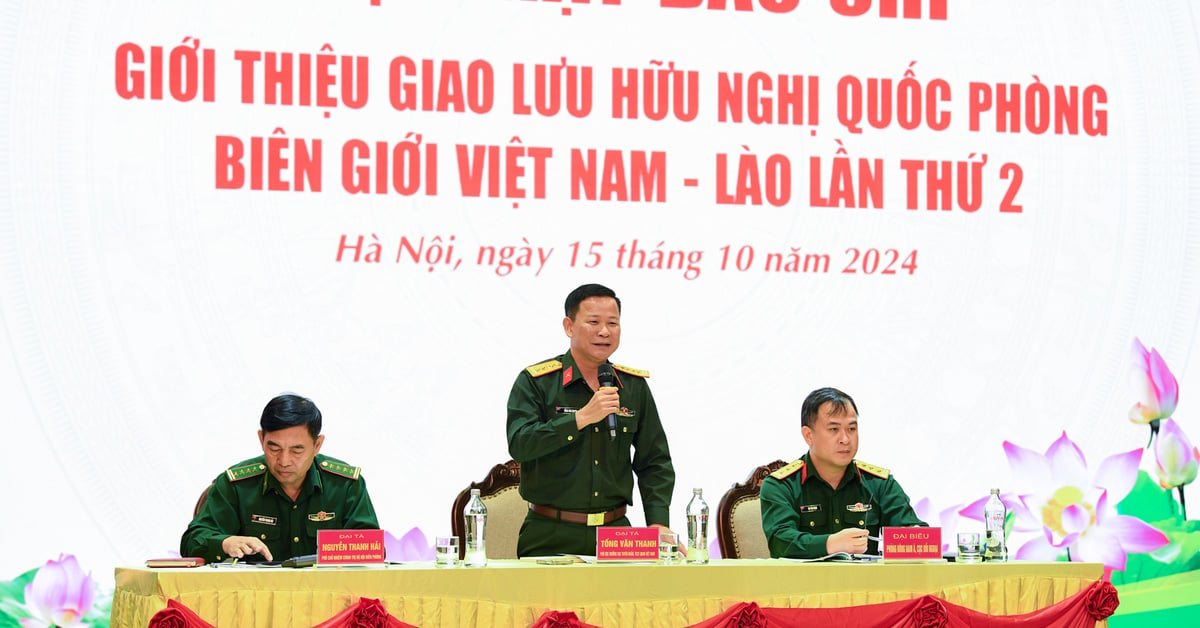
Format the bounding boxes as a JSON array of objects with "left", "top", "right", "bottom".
[
  {"left": 770, "top": 459, "right": 804, "bottom": 480},
  {"left": 612, "top": 363, "right": 649, "bottom": 378},
  {"left": 856, "top": 460, "right": 890, "bottom": 479},
  {"left": 320, "top": 459, "right": 362, "bottom": 480},
  {"left": 226, "top": 462, "right": 267, "bottom": 482},
  {"left": 525, "top": 359, "right": 563, "bottom": 378}
]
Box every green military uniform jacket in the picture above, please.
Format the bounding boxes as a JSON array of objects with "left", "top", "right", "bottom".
[
  {"left": 180, "top": 453, "right": 379, "bottom": 562},
  {"left": 506, "top": 351, "right": 675, "bottom": 527},
  {"left": 759, "top": 453, "right": 926, "bottom": 558}
]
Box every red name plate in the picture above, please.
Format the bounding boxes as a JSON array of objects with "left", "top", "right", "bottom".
[
  {"left": 316, "top": 529, "right": 385, "bottom": 565},
  {"left": 881, "top": 527, "right": 942, "bottom": 560},
  {"left": 596, "top": 527, "right": 659, "bottom": 562}
]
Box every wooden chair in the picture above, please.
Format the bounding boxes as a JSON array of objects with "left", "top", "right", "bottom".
[
  {"left": 194, "top": 484, "right": 213, "bottom": 518},
  {"left": 715, "top": 460, "right": 788, "bottom": 559},
  {"left": 450, "top": 460, "right": 526, "bottom": 560}
]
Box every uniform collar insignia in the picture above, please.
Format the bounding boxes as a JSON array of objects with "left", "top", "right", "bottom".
[{"left": 562, "top": 365, "right": 574, "bottom": 387}]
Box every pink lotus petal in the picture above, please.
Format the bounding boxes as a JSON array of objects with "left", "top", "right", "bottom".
[
  {"left": 1102, "top": 514, "right": 1169, "bottom": 553},
  {"left": 1131, "top": 337, "right": 1149, "bottom": 364},
  {"left": 1154, "top": 419, "right": 1200, "bottom": 489},
  {"left": 1075, "top": 525, "right": 1127, "bottom": 570},
  {"left": 1147, "top": 348, "right": 1179, "bottom": 416},
  {"left": 384, "top": 527, "right": 436, "bottom": 562},
  {"left": 1003, "top": 441, "right": 1052, "bottom": 491},
  {"left": 957, "top": 496, "right": 987, "bottom": 522},
  {"left": 1060, "top": 504, "right": 1092, "bottom": 536},
  {"left": 1014, "top": 535, "right": 1061, "bottom": 561},
  {"left": 1047, "top": 432, "right": 1089, "bottom": 488},
  {"left": 1093, "top": 448, "right": 1142, "bottom": 503},
  {"left": 913, "top": 497, "right": 934, "bottom": 523}
]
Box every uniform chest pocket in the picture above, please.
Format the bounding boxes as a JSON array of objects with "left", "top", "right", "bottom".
[
  {"left": 246, "top": 518, "right": 282, "bottom": 542},
  {"left": 615, "top": 414, "right": 639, "bottom": 444},
  {"left": 840, "top": 506, "right": 878, "bottom": 529},
  {"left": 304, "top": 510, "right": 343, "bottom": 537},
  {"left": 798, "top": 506, "right": 828, "bottom": 530}
]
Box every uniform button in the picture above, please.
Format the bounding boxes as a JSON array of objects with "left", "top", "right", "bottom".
[
  {"left": 293, "top": 505, "right": 298, "bottom": 510},
  {"left": 622, "top": 427, "right": 627, "bottom": 433},
  {"left": 216, "top": 555, "right": 222, "bottom": 561},
  {"left": 594, "top": 427, "right": 599, "bottom": 432},
  {"left": 809, "top": 521, "right": 815, "bottom": 527},
  {"left": 293, "top": 537, "right": 300, "bottom": 543},
  {"left": 835, "top": 518, "right": 840, "bottom": 524},
  {"left": 594, "top": 459, "right": 599, "bottom": 465},
  {"left": 567, "top": 435, "right": 574, "bottom": 441},
  {"left": 594, "top": 491, "right": 599, "bottom": 497},
  {"left": 859, "top": 520, "right": 864, "bottom": 526},
  {"left": 261, "top": 534, "right": 267, "bottom": 540}
]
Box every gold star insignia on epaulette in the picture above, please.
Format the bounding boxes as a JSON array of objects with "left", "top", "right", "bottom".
[
  {"left": 226, "top": 462, "right": 267, "bottom": 482},
  {"left": 525, "top": 359, "right": 563, "bottom": 378},
  {"left": 320, "top": 460, "right": 361, "bottom": 480},
  {"left": 856, "top": 460, "right": 890, "bottom": 479},
  {"left": 770, "top": 459, "right": 804, "bottom": 480},
  {"left": 612, "top": 363, "right": 649, "bottom": 378}
]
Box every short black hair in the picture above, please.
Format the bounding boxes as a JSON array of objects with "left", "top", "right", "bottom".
[
  {"left": 564, "top": 284, "right": 621, "bottom": 319},
  {"left": 801, "top": 387, "right": 858, "bottom": 429},
  {"left": 260, "top": 394, "right": 322, "bottom": 439}
]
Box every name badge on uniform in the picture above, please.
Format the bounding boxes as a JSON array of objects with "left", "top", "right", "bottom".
[
  {"left": 308, "top": 511, "right": 335, "bottom": 522},
  {"left": 846, "top": 503, "right": 872, "bottom": 513},
  {"left": 251, "top": 514, "right": 277, "bottom": 526},
  {"left": 799, "top": 504, "right": 820, "bottom": 513},
  {"left": 556, "top": 406, "right": 578, "bottom": 414}
]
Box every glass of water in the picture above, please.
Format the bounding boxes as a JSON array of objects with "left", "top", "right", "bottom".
[
  {"left": 658, "top": 531, "right": 680, "bottom": 565},
  {"left": 956, "top": 532, "right": 982, "bottom": 563},
  {"left": 435, "top": 535, "right": 459, "bottom": 568}
]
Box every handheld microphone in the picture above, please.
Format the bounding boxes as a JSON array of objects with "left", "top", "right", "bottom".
[{"left": 597, "top": 364, "right": 618, "bottom": 441}]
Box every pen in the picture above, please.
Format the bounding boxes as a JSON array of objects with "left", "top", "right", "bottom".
[{"left": 867, "top": 535, "right": 881, "bottom": 543}]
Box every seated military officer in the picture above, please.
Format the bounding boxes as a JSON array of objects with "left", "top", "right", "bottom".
[
  {"left": 760, "top": 387, "right": 926, "bottom": 558},
  {"left": 180, "top": 394, "right": 379, "bottom": 562}
]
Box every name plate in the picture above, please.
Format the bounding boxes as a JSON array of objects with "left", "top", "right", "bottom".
[
  {"left": 881, "top": 526, "right": 942, "bottom": 560},
  {"left": 596, "top": 527, "right": 659, "bottom": 562},
  {"left": 316, "top": 529, "right": 385, "bottom": 565}
]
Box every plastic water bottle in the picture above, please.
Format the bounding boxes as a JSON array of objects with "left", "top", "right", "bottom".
[
  {"left": 464, "top": 488, "right": 487, "bottom": 567},
  {"left": 686, "top": 488, "right": 709, "bottom": 564},
  {"left": 983, "top": 488, "right": 1007, "bottom": 562}
]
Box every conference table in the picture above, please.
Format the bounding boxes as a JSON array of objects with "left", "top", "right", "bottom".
[{"left": 111, "top": 558, "right": 1107, "bottom": 627}]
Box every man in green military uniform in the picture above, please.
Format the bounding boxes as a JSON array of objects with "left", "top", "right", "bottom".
[
  {"left": 181, "top": 394, "right": 379, "bottom": 562},
  {"left": 760, "top": 387, "right": 926, "bottom": 559},
  {"left": 507, "top": 284, "right": 676, "bottom": 557}
]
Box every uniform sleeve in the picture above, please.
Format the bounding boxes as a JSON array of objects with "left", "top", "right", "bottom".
[
  {"left": 506, "top": 370, "right": 581, "bottom": 462},
  {"left": 878, "top": 475, "right": 927, "bottom": 528},
  {"left": 760, "top": 476, "right": 830, "bottom": 559},
  {"left": 179, "top": 476, "right": 241, "bottom": 562},
  {"left": 631, "top": 385, "right": 674, "bottom": 527},
  {"left": 341, "top": 474, "right": 380, "bottom": 529}
]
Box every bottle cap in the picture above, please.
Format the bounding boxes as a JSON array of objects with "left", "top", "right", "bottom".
[
  {"left": 470, "top": 488, "right": 481, "bottom": 496},
  {"left": 693, "top": 488, "right": 703, "bottom": 494},
  {"left": 990, "top": 488, "right": 1000, "bottom": 494}
]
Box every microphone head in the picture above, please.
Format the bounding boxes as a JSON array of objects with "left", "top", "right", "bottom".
[{"left": 597, "top": 363, "right": 616, "bottom": 387}]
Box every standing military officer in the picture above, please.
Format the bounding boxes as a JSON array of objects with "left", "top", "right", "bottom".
[
  {"left": 181, "top": 394, "right": 379, "bottom": 562},
  {"left": 507, "top": 284, "right": 677, "bottom": 557},
  {"left": 760, "top": 387, "right": 926, "bottom": 559}
]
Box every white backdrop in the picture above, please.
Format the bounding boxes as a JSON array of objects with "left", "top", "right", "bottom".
[{"left": 2, "top": 0, "right": 1199, "bottom": 577}]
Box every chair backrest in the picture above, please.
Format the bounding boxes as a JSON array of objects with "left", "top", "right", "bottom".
[
  {"left": 716, "top": 460, "right": 788, "bottom": 559},
  {"left": 194, "top": 484, "right": 213, "bottom": 518},
  {"left": 451, "top": 460, "right": 525, "bottom": 560}
]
